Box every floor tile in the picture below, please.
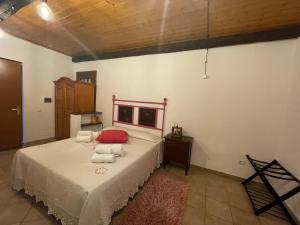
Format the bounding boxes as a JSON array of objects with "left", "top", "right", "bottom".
[
  {"left": 206, "top": 185, "right": 229, "bottom": 203},
  {"left": 231, "top": 207, "right": 260, "bottom": 225},
  {"left": 0, "top": 176, "right": 10, "bottom": 189},
  {"left": 224, "top": 179, "right": 248, "bottom": 197},
  {"left": 259, "top": 214, "right": 291, "bottom": 225},
  {"left": 227, "top": 191, "right": 252, "bottom": 212},
  {"left": 21, "top": 218, "right": 55, "bottom": 225},
  {"left": 0, "top": 186, "right": 18, "bottom": 207},
  {"left": 189, "top": 181, "right": 206, "bottom": 196},
  {"left": 205, "top": 197, "right": 232, "bottom": 222},
  {"left": 182, "top": 206, "right": 205, "bottom": 225},
  {"left": 0, "top": 167, "right": 5, "bottom": 176},
  {"left": 0, "top": 202, "right": 31, "bottom": 225},
  {"left": 205, "top": 214, "right": 233, "bottom": 225},
  {"left": 205, "top": 174, "right": 226, "bottom": 188},
  {"left": 187, "top": 192, "right": 205, "bottom": 209},
  {"left": 23, "top": 203, "right": 49, "bottom": 222}
]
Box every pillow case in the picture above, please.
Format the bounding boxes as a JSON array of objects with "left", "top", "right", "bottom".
[
  {"left": 126, "top": 129, "right": 160, "bottom": 142},
  {"left": 103, "top": 126, "right": 160, "bottom": 142},
  {"left": 96, "top": 130, "right": 128, "bottom": 143}
]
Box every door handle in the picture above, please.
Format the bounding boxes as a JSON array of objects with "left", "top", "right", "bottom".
[{"left": 11, "top": 106, "right": 21, "bottom": 116}]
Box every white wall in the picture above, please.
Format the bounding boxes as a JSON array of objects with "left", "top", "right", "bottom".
[
  {"left": 276, "top": 38, "right": 300, "bottom": 181},
  {"left": 73, "top": 38, "right": 300, "bottom": 179},
  {"left": 275, "top": 38, "right": 300, "bottom": 220},
  {"left": 0, "top": 33, "right": 73, "bottom": 142}
]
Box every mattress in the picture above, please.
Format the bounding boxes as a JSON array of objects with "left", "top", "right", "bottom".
[{"left": 11, "top": 137, "right": 162, "bottom": 225}]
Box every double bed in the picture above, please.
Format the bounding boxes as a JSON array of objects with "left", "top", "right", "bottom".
[
  {"left": 10, "top": 96, "right": 167, "bottom": 225},
  {"left": 11, "top": 135, "right": 162, "bottom": 225}
]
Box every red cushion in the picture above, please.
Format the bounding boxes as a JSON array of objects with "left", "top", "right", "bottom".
[{"left": 96, "top": 130, "right": 128, "bottom": 143}]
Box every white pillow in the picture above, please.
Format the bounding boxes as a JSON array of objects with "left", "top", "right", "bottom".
[
  {"left": 126, "top": 129, "right": 160, "bottom": 142},
  {"left": 103, "top": 126, "right": 160, "bottom": 142},
  {"left": 103, "top": 126, "right": 124, "bottom": 131},
  {"left": 77, "top": 130, "right": 92, "bottom": 136}
]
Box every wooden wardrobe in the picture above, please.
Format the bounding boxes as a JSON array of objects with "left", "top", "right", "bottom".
[{"left": 54, "top": 77, "right": 95, "bottom": 140}]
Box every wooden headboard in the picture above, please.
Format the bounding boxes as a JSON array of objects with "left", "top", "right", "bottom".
[{"left": 112, "top": 95, "right": 167, "bottom": 137}]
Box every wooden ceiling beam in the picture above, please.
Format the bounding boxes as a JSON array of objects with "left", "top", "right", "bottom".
[{"left": 72, "top": 25, "right": 300, "bottom": 62}]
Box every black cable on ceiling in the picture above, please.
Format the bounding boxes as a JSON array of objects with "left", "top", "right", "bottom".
[{"left": 204, "top": 0, "right": 210, "bottom": 76}]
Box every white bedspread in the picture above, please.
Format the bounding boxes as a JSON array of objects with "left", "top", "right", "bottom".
[{"left": 11, "top": 137, "right": 162, "bottom": 225}]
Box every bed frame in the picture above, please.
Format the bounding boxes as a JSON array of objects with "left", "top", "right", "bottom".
[{"left": 112, "top": 95, "right": 167, "bottom": 137}]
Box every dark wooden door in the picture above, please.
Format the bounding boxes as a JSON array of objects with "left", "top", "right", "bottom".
[{"left": 0, "top": 58, "right": 22, "bottom": 150}]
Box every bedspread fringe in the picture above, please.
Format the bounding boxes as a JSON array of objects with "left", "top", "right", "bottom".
[
  {"left": 103, "top": 165, "right": 159, "bottom": 225},
  {"left": 12, "top": 178, "right": 79, "bottom": 225},
  {"left": 12, "top": 164, "right": 160, "bottom": 225}
]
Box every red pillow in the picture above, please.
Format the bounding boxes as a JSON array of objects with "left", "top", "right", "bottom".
[{"left": 96, "top": 130, "right": 128, "bottom": 143}]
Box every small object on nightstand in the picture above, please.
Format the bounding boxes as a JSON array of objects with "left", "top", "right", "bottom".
[
  {"left": 163, "top": 133, "right": 193, "bottom": 176},
  {"left": 171, "top": 124, "right": 183, "bottom": 137}
]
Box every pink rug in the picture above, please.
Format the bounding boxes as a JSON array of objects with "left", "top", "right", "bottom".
[{"left": 118, "top": 173, "right": 189, "bottom": 225}]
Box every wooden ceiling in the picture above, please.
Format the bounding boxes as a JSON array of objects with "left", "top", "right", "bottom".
[{"left": 1, "top": 0, "right": 300, "bottom": 60}]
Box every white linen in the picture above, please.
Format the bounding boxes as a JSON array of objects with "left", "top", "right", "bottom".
[
  {"left": 77, "top": 131, "right": 92, "bottom": 136},
  {"left": 126, "top": 129, "right": 160, "bottom": 142},
  {"left": 92, "top": 131, "right": 100, "bottom": 140},
  {"left": 95, "top": 144, "right": 123, "bottom": 156},
  {"left": 11, "top": 137, "right": 162, "bottom": 225},
  {"left": 91, "top": 153, "right": 115, "bottom": 163},
  {"left": 110, "top": 144, "right": 123, "bottom": 156},
  {"left": 76, "top": 135, "right": 92, "bottom": 143},
  {"left": 103, "top": 126, "right": 160, "bottom": 142},
  {"left": 95, "top": 144, "right": 112, "bottom": 154}
]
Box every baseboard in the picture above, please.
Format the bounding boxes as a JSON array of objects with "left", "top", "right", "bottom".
[{"left": 190, "top": 164, "right": 244, "bottom": 181}]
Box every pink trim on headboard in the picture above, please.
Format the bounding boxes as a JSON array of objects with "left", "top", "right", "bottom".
[
  {"left": 112, "top": 95, "right": 116, "bottom": 126},
  {"left": 112, "top": 95, "right": 168, "bottom": 137}
]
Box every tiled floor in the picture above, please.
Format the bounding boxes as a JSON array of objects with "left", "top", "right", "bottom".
[{"left": 0, "top": 149, "right": 290, "bottom": 225}]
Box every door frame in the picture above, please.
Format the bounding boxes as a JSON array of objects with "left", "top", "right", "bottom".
[{"left": 0, "top": 57, "right": 23, "bottom": 149}]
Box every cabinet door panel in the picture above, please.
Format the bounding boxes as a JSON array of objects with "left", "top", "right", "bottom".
[
  {"left": 76, "top": 83, "right": 95, "bottom": 113},
  {"left": 64, "top": 84, "right": 75, "bottom": 138},
  {"left": 55, "top": 85, "right": 65, "bottom": 139},
  {"left": 164, "top": 139, "right": 189, "bottom": 164}
]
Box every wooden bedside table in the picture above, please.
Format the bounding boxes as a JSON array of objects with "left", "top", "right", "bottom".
[{"left": 163, "top": 133, "right": 194, "bottom": 175}]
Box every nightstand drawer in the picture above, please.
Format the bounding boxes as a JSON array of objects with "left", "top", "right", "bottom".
[{"left": 164, "top": 139, "right": 190, "bottom": 164}]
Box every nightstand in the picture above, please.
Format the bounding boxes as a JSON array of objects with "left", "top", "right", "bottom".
[{"left": 163, "top": 133, "right": 194, "bottom": 176}]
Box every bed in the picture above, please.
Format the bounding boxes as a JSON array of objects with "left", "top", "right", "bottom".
[{"left": 10, "top": 96, "right": 167, "bottom": 225}]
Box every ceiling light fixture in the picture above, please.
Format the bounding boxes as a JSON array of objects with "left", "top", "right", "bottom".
[{"left": 37, "top": 1, "right": 53, "bottom": 21}]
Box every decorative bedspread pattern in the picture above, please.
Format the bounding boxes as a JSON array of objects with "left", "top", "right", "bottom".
[{"left": 10, "top": 137, "right": 162, "bottom": 225}]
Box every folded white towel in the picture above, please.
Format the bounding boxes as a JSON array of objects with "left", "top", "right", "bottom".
[
  {"left": 78, "top": 131, "right": 92, "bottom": 136},
  {"left": 110, "top": 144, "right": 124, "bottom": 156},
  {"left": 76, "top": 135, "right": 92, "bottom": 143},
  {"left": 95, "top": 144, "right": 112, "bottom": 154},
  {"left": 91, "top": 153, "right": 115, "bottom": 163},
  {"left": 95, "top": 144, "right": 124, "bottom": 156}
]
